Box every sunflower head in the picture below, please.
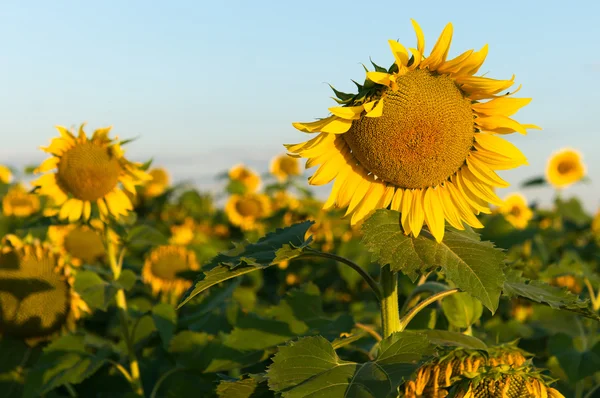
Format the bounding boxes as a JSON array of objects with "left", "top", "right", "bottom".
[
  {"left": 169, "top": 218, "right": 197, "bottom": 245},
  {"left": 0, "top": 165, "right": 12, "bottom": 184},
  {"left": 270, "top": 154, "right": 301, "bottom": 182},
  {"left": 33, "top": 124, "right": 151, "bottom": 222},
  {"left": 47, "top": 223, "right": 106, "bottom": 266},
  {"left": 142, "top": 245, "right": 200, "bottom": 296},
  {"left": 2, "top": 184, "right": 41, "bottom": 217},
  {"left": 225, "top": 193, "right": 271, "bottom": 231},
  {"left": 498, "top": 193, "right": 533, "bottom": 230},
  {"left": 228, "top": 164, "right": 261, "bottom": 194},
  {"left": 592, "top": 209, "right": 600, "bottom": 236},
  {"left": 0, "top": 235, "right": 88, "bottom": 343},
  {"left": 143, "top": 167, "right": 171, "bottom": 198},
  {"left": 551, "top": 274, "right": 582, "bottom": 294},
  {"left": 288, "top": 20, "right": 538, "bottom": 242},
  {"left": 546, "top": 148, "right": 586, "bottom": 189}
]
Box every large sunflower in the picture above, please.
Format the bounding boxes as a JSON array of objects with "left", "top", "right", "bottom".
[
  {"left": 0, "top": 235, "right": 88, "bottom": 343},
  {"left": 142, "top": 245, "right": 200, "bottom": 297},
  {"left": 47, "top": 222, "right": 106, "bottom": 266},
  {"left": 33, "top": 124, "right": 151, "bottom": 222},
  {"left": 288, "top": 20, "right": 538, "bottom": 242},
  {"left": 545, "top": 148, "right": 586, "bottom": 189},
  {"left": 2, "top": 184, "right": 41, "bottom": 217}
]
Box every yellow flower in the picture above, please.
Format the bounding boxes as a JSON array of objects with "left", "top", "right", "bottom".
[
  {"left": 0, "top": 235, "right": 88, "bottom": 343},
  {"left": 552, "top": 274, "right": 582, "bottom": 294},
  {"left": 498, "top": 193, "right": 533, "bottom": 229},
  {"left": 2, "top": 184, "right": 41, "bottom": 217},
  {"left": 592, "top": 209, "right": 600, "bottom": 236},
  {"left": 47, "top": 222, "right": 106, "bottom": 266},
  {"left": 288, "top": 20, "right": 537, "bottom": 242},
  {"left": 142, "top": 245, "right": 200, "bottom": 296},
  {"left": 33, "top": 124, "right": 151, "bottom": 222},
  {"left": 169, "top": 218, "right": 196, "bottom": 245},
  {"left": 225, "top": 193, "right": 271, "bottom": 231},
  {"left": 546, "top": 148, "right": 586, "bottom": 189},
  {"left": 270, "top": 154, "right": 301, "bottom": 182},
  {"left": 143, "top": 167, "right": 170, "bottom": 198},
  {"left": 229, "top": 164, "right": 260, "bottom": 193},
  {"left": 0, "top": 165, "right": 12, "bottom": 184}
]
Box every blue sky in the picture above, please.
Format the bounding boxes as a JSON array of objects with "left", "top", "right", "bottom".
[{"left": 1, "top": 0, "right": 598, "bottom": 210}]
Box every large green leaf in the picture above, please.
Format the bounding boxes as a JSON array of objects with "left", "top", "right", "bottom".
[
  {"left": 179, "top": 221, "right": 314, "bottom": 308},
  {"left": 362, "top": 210, "right": 506, "bottom": 312},
  {"left": 548, "top": 333, "right": 600, "bottom": 382},
  {"left": 441, "top": 292, "right": 483, "bottom": 329},
  {"left": 74, "top": 271, "right": 118, "bottom": 311},
  {"left": 152, "top": 303, "right": 177, "bottom": 350},
  {"left": 216, "top": 374, "right": 271, "bottom": 398},
  {"left": 267, "top": 332, "right": 434, "bottom": 398},
  {"left": 503, "top": 272, "right": 600, "bottom": 320},
  {"left": 420, "top": 330, "right": 487, "bottom": 350}
]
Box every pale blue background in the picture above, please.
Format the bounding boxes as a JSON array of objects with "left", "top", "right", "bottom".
[{"left": 1, "top": 0, "right": 598, "bottom": 211}]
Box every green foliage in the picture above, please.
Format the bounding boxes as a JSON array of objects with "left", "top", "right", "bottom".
[
  {"left": 548, "top": 333, "right": 600, "bottom": 382},
  {"left": 441, "top": 292, "right": 483, "bottom": 329},
  {"left": 74, "top": 271, "right": 119, "bottom": 311},
  {"left": 362, "top": 209, "right": 506, "bottom": 312}
]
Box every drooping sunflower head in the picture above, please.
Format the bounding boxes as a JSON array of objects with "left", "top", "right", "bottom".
[
  {"left": 142, "top": 245, "right": 200, "bottom": 296},
  {"left": 33, "top": 124, "right": 152, "bottom": 222},
  {"left": 2, "top": 184, "right": 41, "bottom": 217},
  {"left": 498, "top": 193, "right": 533, "bottom": 230},
  {"left": 47, "top": 222, "right": 106, "bottom": 266},
  {"left": 545, "top": 148, "right": 586, "bottom": 189},
  {"left": 0, "top": 235, "right": 88, "bottom": 343},
  {"left": 288, "top": 20, "right": 538, "bottom": 242},
  {"left": 0, "top": 165, "right": 12, "bottom": 184},
  {"left": 228, "top": 164, "right": 261, "bottom": 193},
  {"left": 225, "top": 193, "right": 271, "bottom": 231},
  {"left": 143, "top": 167, "right": 171, "bottom": 198},
  {"left": 270, "top": 154, "right": 301, "bottom": 182}
]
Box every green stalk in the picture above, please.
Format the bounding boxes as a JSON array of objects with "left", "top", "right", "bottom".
[
  {"left": 106, "top": 233, "right": 144, "bottom": 396},
  {"left": 399, "top": 288, "right": 459, "bottom": 331},
  {"left": 380, "top": 265, "right": 401, "bottom": 337}
]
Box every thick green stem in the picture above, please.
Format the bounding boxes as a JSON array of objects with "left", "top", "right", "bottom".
[
  {"left": 380, "top": 265, "right": 401, "bottom": 337},
  {"left": 107, "top": 233, "right": 144, "bottom": 396}
]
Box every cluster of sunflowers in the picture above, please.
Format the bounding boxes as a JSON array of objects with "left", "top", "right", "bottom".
[{"left": 1, "top": 19, "right": 599, "bottom": 398}]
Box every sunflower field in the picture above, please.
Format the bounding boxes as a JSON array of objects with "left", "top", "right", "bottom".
[{"left": 2, "top": 20, "right": 600, "bottom": 398}]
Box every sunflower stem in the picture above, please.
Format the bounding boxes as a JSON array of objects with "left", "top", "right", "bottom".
[
  {"left": 106, "top": 232, "right": 145, "bottom": 396},
  {"left": 398, "top": 288, "right": 460, "bottom": 332},
  {"left": 380, "top": 265, "right": 401, "bottom": 338}
]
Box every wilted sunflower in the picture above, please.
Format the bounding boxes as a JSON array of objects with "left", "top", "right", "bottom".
[
  {"left": 0, "top": 235, "right": 88, "bottom": 344},
  {"left": 225, "top": 193, "right": 271, "bottom": 231},
  {"left": 288, "top": 20, "right": 538, "bottom": 242},
  {"left": 2, "top": 184, "right": 41, "bottom": 217},
  {"left": 33, "top": 124, "right": 151, "bottom": 222},
  {"left": 546, "top": 148, "right": 586, "bottom": 189},
  {"left": 143, "top": 167, "right": 170, "bottom": 198},
  {"left": 47, "top": 222, "right": 106, "bottom": 266},
  {"left": 229, "top": 164, "right": 261, "bottom": 193},
  {"left": 142, "top": 245, "right": 200, "bottom": 297},
  {"left": 270, "top": 154, "right": 301, "bottom": 182},
  {"left": 498, "top": 193, "right": 533, "bottom": 230},
  {"left": 0, "top": 165, "right": 12, "bottom": 184}
]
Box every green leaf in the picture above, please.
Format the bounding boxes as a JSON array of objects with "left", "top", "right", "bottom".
[
  {"left": 267, "top": 332, "right": 434, "bottom": 398},
  {"left": 179, "top": 221, "right": 314, "bottom": 308},
  {"left": 328, "top": 84, "right": 354, "bottom": 101},
  {"left": 125, "top": 224, "right": 168, "bottom": 248},
  {"left": 555, "top": 197, "right": 590, "bottom": 226},
  {"left": 503, "top": 273, "right": 600, "bottom": 320},
  {"left": 362, "top": 210, "right": 506, "bottom": 312},
  {"left": 116, "top": 269, "right": 137, "bottom": 291},
  {"left": 152, "top": 303, "right": 177, "bottom": 350},
  {"left": 23, "top": 334, "right": 109, "bottom": 397},
  {"left": 420, "top": 330, "right": 488, "bottom": 350},
  {"left": 441, "top": 292, "right": 483, "bottom": 329},
  {"left": 216, "top": 375, "right": 270, "bottom": 398},
  {"left": 74, "top": 271, "right": 118, "bottom": 311},
  {"left": 548, "top": 333, "right": 600, "bottom": 382},
  {"left": 520, "top": 176, "right": 547, "bottom": 187}
]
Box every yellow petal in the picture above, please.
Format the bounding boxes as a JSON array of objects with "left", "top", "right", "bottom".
[
  {"left": 421, "top": 23, "right": 453, "bottom": 71},
  {"left": 473, "top": 97, "right": 532, "bottom": 117},
  {"left": 411, "top": 19, "right": 425, "bottom": 57},
  {"left": 388, "top": 39, "right": 409, "bottom": 68},
  {"left": 408, "top": 189, "right": 425, "bottom": 237},
  {"left": 438, "top": 185, "right": 464, "bottom": 230},
  {"left": 457, "top": 75, "right": 515, "bottom": 97},
  {"left": 447, "top": 182, "right": 484, "bottom": 228},
  {"left": 423, "top": 188, "right": 445, "bottom": 242},
  {"left": 365, "top": 99, "right": 385, "bottom": 118},
  {"left": 401, "top": 189, "right": 413, "bottom": 235},
  {"left": 435, "top": 49, "right": 474, "bottom": 75},
  {"left": 453, "top": 44, "right": 489, "bottom": 76},
  {"left": 34, "top": 157, "right": 60, "bottom": 173},
  {"left": 466, "top": 157, "right": 510, "bottom": 188},
  {"left": 345, "top": 175, "right": 373, "bottom": 215},
  {"left": 82, "top": 201, "right": 92, "bottom": 221},
  {"left": 390, "top": 188, "right": 403, "bottom": 211},
  {"left": 68, "top": 199, "right": 84, "bottom": 222},
  {"left": 366, "top": 71, "right": 392, "bottom": 86},
  {"left": 476, "top": 115, "right": 528, "bottom": 135},
  {"left": 350, "top": 182, "right": 385, "bottom": 224},
  {"left": 475, "top": 133, "right": 528, "bottom": 164},
  {"left": 328, "top": 105, "right": 364, "bottom": 120}
]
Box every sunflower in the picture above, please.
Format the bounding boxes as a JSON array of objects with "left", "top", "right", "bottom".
[
  {"left": 551, "top": 274, "right": 582, "bottom": 294},
  {"left": 229, "top": 164, "right": 261, "bottom": 193},
  {"left": 546, "top": 148, "right": 586, "bottom": 189},
  {"left": 0, "top": 165, "right": 12, "bottom": 184},
  {"left": 143, "top": 167, "right": 170, "bottom": 198},
  {"left": 142, "top": 245, "right": 200, "bottom": 297},
  {"left": 0, "top": 235, "right": 88, "bottom": 344},
  {"left": 47, "top": 222, "right": 106, "bottom": 266},
  {"left": 592, "top": 209, "right": 600, "bottom": 236},
  {"left": 270, "top": 154, "right": 301, "bottom": 182},
  {"left": 33, "top": 124, "right": 151, "bottom": 222},
  {"left": 288, "top": 20, "right": 538, "bottom": 242},
  {"left": 2, "top": 184, "right": 41, "bottom": 217},
  {"left": 498, "top": 193, "right": 533, "bottom": 229},
  {"left": 225, "top": 193, "right": 271, "bottom": 231}
]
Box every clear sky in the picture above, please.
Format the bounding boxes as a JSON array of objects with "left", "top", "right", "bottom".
[{"left": 1, "top": 0, "right": 598, "bottom": 211}]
